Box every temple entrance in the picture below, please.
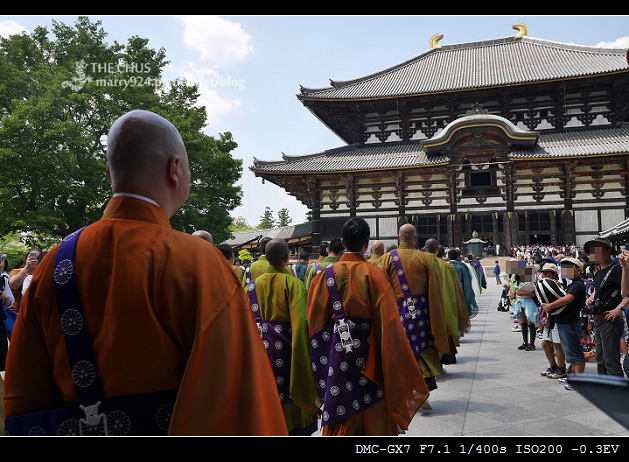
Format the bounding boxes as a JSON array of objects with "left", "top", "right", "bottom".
[{"left": 530, "top": 234, "right": 552, "bottom": 245}]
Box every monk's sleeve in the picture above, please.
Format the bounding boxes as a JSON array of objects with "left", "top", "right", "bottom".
[
  {"left": 4, "top": 253, "right": 64, "bottom": 417},
  {"left": 427, "top": 258, "right": 449, "bottom": 353},
  {"left": 168, "top": 271, "right": 287, "bottom": 436}
]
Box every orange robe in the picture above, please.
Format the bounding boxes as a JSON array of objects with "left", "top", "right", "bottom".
[
  {"left": 307, "top": 252, "right": 428, "bottom": 435},
  {"left": 3, "top": 196, "right": 287, "bottom": 436},
  {"left": 378, "top": 243, "right": 448, "bottom": 379}
]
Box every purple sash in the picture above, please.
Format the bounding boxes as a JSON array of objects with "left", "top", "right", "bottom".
[
  {"left": 4, "top": 227, "right": 177, "bottom": 436},
  {"left": 390, "top": 250, "right": 432, "bottom": 357},
  {"left": 246, "top": 279, "right": 293, "bottom": 404},
  {"left": 309, "top": 264, "right": 384, "bottom": 427}
]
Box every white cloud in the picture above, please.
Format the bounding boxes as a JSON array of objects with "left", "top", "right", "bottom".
[
  {"left": 176, "top": 15, "right": 254, "bottom": 66},
  {"left": 170, "top": 16, "right": 253, "bottom": 127},
  {"left": 596, "top": 36, "right": 629, "bottom": 48},
  {"left": 0, "top": 20, "right": 30, "bottom": 38}
]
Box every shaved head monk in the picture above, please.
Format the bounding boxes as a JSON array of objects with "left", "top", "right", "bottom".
[
  {"left": 245, "top": 238, "right": 320, "bottom": 434},
  {"left": 4, "top": 110, "right": 287, "bottom": 436}
]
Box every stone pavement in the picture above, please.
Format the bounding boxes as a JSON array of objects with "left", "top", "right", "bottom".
[{"left": 404, "top": 274, "right": 629, "bottom": 437}]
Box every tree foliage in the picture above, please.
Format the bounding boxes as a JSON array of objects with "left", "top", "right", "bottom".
[
  {"left": 277, "top": 208, "right": 292, "bottom": 227},
  {"left": 257, "top": 206, "right": 275, "bottom": 229},
  {"left": 0, "top": 17, "right": 242, "bottom": 244}
]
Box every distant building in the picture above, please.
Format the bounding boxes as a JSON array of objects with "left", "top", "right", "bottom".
[
  {"left": 222, "top": 222, "right": 313, "bottom": 258},
  {"left": 251, "top": 24, "right": 629, "bottom": 252}
]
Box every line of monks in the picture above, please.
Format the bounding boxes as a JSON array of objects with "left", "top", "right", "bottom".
[
  {"left": 2, "top": 111, "right": 482, "bottom": 437},
  {"left": 219, "top": 219, "right": 478, "bottom": 436}
]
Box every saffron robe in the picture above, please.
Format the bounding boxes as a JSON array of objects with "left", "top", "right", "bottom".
[
  {"left": 378, "top": 244, "right": 449, "bottom": 379},
  {"left": 3, "top": 196, "right": 287, "bottom": 436},
  {"left": 248, "top": 265, "right": 321, "bottom": 433},
  {"left": 307, "top": 252, "right": 428, "bottom": 436},
  {"left": 231, "top": 263, "right": 245, "bottom": 281}
]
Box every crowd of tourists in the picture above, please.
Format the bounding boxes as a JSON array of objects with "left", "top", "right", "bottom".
[{"left": 497, "top": 238, "right": 629, "bottom": 391}]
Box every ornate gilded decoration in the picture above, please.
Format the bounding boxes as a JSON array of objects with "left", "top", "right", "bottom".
[
  {"left": 429, "top": 34, "right": 444, "bottom": 49},
  {"left": 512, "top": 23, "right": 528, "bottom": 38}
]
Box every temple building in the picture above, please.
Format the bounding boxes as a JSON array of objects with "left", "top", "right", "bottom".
[{"left": 250, "top": 24, "right": 629, "bottom": 253}]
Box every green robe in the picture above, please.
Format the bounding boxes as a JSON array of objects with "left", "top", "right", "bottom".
[
  {"left": 243, "top": 255, "right": 295, "bottom": 286},
  {"left": 304, "top": 256, "right": 339, "bottom": 290},
  {"left": 250, "top": 265, "right": 321, "bottom": 433}
]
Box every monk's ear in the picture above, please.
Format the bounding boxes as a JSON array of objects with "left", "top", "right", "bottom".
[{"left": 167, "top": 155, "right": 182, "bottom": 188}]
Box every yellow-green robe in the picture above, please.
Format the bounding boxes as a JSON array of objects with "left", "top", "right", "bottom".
[
  {"left": 378, "top": 243, "right": 448, "bottom": 379},
  {"left": 431, "top": 254, "right": 471, "bottom": 353},
  {"left": 367, "top": 254, "right": 381, "bottom": 266},
  {"left": 305, "top": 256, "right": 339, "bottom": 290},
  {"left": 243, "top": 255, "right": 295, "bottom": 286},
  {"left": 250, "top": 265, "right": 321, "bottom": 433}
]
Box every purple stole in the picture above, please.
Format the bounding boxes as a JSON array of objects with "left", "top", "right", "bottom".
[
  {"left": 309, "top": 264, "right": 384, "bottom": 427},
  {"left": 390, "top": 250, "right": 432, "bottom": 357},
  {"left": 4, "top": 227, "right": 177, "bottom": 436},
  {"left": 246, "top": 278, "right": 293, "bottom": 404}
]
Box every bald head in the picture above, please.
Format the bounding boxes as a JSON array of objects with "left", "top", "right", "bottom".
[
  {"left": 398, "top": 223, "right": 417, "bottom": 244},
  {"left": 265, "top": 238, "right": 290, "bottom": 266},
  {"left": 370, "top": 240, "right": 384, "bottom": 256},
  {"left": 192, "top": 230, "right": 213, "bottom": 244},
  {"left": 106, "top": 110, "right": 190, "bottom": 216},
  {"left": 425, "top": 238, "right": 439, "bottom": 254}
]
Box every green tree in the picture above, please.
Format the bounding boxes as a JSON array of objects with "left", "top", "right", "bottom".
[
  {"left": 238, "top": 249, "right": 252, "bottom": 264},
  {"left": 229, "top": 216, "right": 254, "bottom": 232},
  {"left": 0, "top": 17, "right": 242, "bottom": 244},
  {"left": 257, "top": 206, "right": 275, "bottom": 229},
  {"left": 277, "top": 208, "right": 292, "bottom": 227}
]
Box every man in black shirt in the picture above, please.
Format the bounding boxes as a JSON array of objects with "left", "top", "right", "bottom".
[
  {"left": 540, "top": 257, "right": 587, "bottom": 385},
  {"left": 584, "top": 237, "right": 627, "bottom": 377}
]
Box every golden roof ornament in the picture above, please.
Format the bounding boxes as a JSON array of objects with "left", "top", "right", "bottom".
[
  {"left": 430, "top": 34, "right": 444, "bottom": 49},
  {"left": 512, "top": 23, "right": 528, "bottom": 39}
]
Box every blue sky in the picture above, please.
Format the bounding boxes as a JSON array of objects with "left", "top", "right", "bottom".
[{"left": 1, "top": 15, "right": 628, "bottom": 233}]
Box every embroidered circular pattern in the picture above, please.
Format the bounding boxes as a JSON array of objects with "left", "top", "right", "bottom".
[
  {"left": 57, "top": 419, "right": 80, "bottom": 436},
  {"left": 155, "top": 403, "right": 174, "bottom": 432},
  {"left": 107, "top": 410, "right": 131, "bottom": 435},
  {"left": 54, "top": 259, "right": 74, "bottom": 285},
  {"left": 60, "top": 308, "right": 84, "bottom": 336},
  {"left": 72, "top": 360, "right": 97, "bottom": 388}
]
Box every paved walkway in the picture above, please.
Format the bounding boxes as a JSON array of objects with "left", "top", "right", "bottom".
[{"left": 404, "top": 274, "right": 629, "bottom": 437}]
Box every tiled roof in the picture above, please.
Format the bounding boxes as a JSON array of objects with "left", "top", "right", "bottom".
[
  {"left": 298, "top": 36, "right": 629, "bottom": 100},
  {"left": 223, "top": 222, "right": 313, "bottom": 247},
  {"left": 251, "top": 127, "right": 629, "bottom": 174},
  {"left": 510, "top": 127, "right": 629, "bottom": 158},
  {"left": 252, "top": 142, "right": 449, "bottom": 173}
]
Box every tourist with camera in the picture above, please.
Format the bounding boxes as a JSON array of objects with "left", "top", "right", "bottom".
[{"left": 585, "top": 237, "right": 627, "bottom": 377}]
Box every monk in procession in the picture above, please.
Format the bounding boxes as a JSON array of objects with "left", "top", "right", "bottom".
[
  {"left": 307, "top": 217, "right": 428, "bottom": 435},
  {"left": 3, "top": 109, "right": 287, "bottom": 436},
  {"left": 424, "top": 239, "right": 471, "bottom": 364},
  {"left": 367, "top": 240, "right": 384, "bottom": 266},
  {"left": 243, "top": 236, "right": 295, "bottom": 285},
  {"left": 378, "top": 224, "right": 449, "bottom": 395},
  {"left": 245, "top": 238, "right": 321, "bottom": 435},
  {"left": 305, "top": 238, "right": 344, "bottom": 291},
  {"left": 218, "top": 242, "right": 245, "bottom": 281}
]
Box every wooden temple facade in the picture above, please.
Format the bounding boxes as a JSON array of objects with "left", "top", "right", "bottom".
[{"left": 251, "top": 24, "right": 629, "bottom": 252}]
